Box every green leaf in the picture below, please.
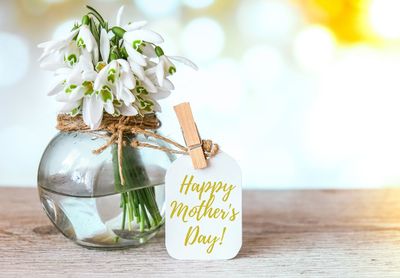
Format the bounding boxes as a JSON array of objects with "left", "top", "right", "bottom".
[
  {"left": 90, "top": 19, "right": 100, "bottom": 47},
  {"left": 86, "top": 5, "right": 106, "bottom": 28}
]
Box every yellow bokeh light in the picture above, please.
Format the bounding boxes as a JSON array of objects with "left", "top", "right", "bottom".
[
  {"left": 295, "top": 0, "right": 370, "bottom": 43},
  {"left": 368, "top": 0, "right": 400, "bottom": 39},
  {"left": 295, "top": 0, "right": 400, "bottom": 43}
]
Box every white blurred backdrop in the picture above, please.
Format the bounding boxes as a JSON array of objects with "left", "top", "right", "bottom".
[{"left": 2, "top": 0, "right": 400, "bottom": 189}]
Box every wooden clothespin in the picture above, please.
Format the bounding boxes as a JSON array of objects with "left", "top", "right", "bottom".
[{"left": 174, "top": 102, "right": 207, "bottom": 169}]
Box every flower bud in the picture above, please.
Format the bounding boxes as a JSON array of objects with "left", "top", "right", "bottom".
[
  {"left": 82, "top": 15, "right": 90, "bottom": 25},
  {"left": 112, "top": 26, "right": 126, "bottom": 38}
]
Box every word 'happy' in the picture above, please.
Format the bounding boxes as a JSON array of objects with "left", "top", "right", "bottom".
[{"left": 179, "top": 174, "right": 236, "bottom": 202}]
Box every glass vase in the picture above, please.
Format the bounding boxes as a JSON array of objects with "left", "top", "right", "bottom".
[{"left": 37, "top": 129, "right": 174, "bottom": 249}]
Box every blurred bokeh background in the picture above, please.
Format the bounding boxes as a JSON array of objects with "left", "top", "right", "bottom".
[{"left": 2, "top": 0, "right": 400, "bottom": 189}]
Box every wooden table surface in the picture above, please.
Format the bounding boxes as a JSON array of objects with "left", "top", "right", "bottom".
[{"left": 1, "top": 188, "right": 400, "bottom": 277}]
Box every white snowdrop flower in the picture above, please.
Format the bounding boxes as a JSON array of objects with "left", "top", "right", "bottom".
[
  {"left": 115, "top": 5, "right": 148, "bottom": 32},
  {"left": 152, "top": 46, "right": 198, "bottom": 86},
  {"left": 145, "top": 69, "right": 175, "bottom": 97},
  {"left": 94, "top": 59, "right": 138, "bottom": 117},
  {"left": 76, "top": 24, "right": 99, "bottom": 64},
  {"left": 39, "top": 5, "right": 197, "bottom": 129},
  {"left": 122, "top": 29, "right": 164, "bottom": 66},
  {"left": 49, "top": 54, "right": 98, "bottom": 117},
  {"left": 38, "top": 31, "right": 80, "bottom": 70},
  {"left": 39, "top": 17, "right": 99, "bottom": 69},
  {"left": 38, "top": 28, "right": 78, "bottom": 62}
]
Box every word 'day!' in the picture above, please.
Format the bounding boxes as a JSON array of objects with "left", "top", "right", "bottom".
[{"left": 165, "top": 151, "right": 242, "bottom": 260}]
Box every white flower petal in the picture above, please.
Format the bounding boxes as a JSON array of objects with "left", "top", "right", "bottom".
[
  {"left": 47, "top": 81, "right": 64, "bottom": 96},
  {"left": 55, "top": 67, "right": 71, "bottom": 76},
  {"left": 124, "top": 21, "right": 148, "bottom": 31},
  {"left": 79, "top": 25, "right": 96, "bottom": 52},
  {"left": 38, "top": 31, "right": 74, "bottom": 51},
  {"left": 67, "top": 68, "right": 83, "bottom": 85},
  {"left": 116, "top": 6, "right": 124, "bottom": 26},
  {"left": 152, "top": 90, "right": 171, "bottom": 100},
  {"left": 79, "top": 54, "right": 94, "bottom": 71},
  {"left": 144, "top": 66, "right": 157, "bottom": 76},
  {"left": 124, "top": 29, "right": 164, "bottom": 44},
  {"left": 92, "top": 46, "right": 99, "bottom": 65},
  {"left": 82, "top": 97, "right": 91, "bottom": 126},
  {"left": 161, "top": 56, "right": 176, "bottom": 76},
  {"left": 142, "top": 77, "right": 157, "bottom": 93},
  {"left": 60, "top": 28, "right": 80, "bottom": 44},
  {"left": 156, "top": 60, "right": 165, "bottom": 86},
  {"left": 161, "top": 78, "right": 174, "bottom": 90},
  {"left": 69, "top": 87, "right": 84, "bottom": 101},
  {"left": 121, "top": 71, "right": 135, "bottom": 89},
  {"left": 146, "top": 60, "right": 157, "bottom": 68},
  {"left": 169, "top": 56, "right": 198, "bottom": 70},
  {"left": 38, "top": 40, "right": 56, "bottom": 49},
  {"left": 120, "top": 87, "right": 135, "bottom": 105},
  {"left": 39, "top": 53, "right": 65, "bottom": 70},
  {"left": 80, "top": 48, "right": 92, "bottom": 62},
  {"left": 104, "top": 100, "right": 115, "bottom": 115},
  {"left": 117, "top": 59, "right": 130, "bottom": 72},
  {"left": 119, "top": 104, "right": 138, "bottom": 116},
  {"left": 100, "top": 28, "right": 110, "bottom": 62},
  {"left": 38, "top": 50, "right": 51, "bottom": 62},
  {"left": 124, "top": 41, "right": 146, "bottom": 66},
  {"left": 141, "top": 44, "right": 156, "bottom": 58},
  {"left": 59, "top": 100, "right": 80, "bottom": 113},
  {"left": 83, "top": 95, "right": 103, "bottom": 129},
  {"left": 128, "top": 57, "right": 145, "bottom": 79},
  {"left": 55, "top": 92, "right": 69, "bottom": 102},
  {"left": 83, "top": 71, "right": 97, "bottom": 81},
  {"left": 152, "top": 100, "right": 162, "bottom": 112},
  {"left": 94, "top": 66, "right": 109, "bottom": 90},
  {"left": 38, "top": 29, "right": 79, "bottom": 63},
  {"left": 115, "top": 81, "right": 122, "bottom": 100}
]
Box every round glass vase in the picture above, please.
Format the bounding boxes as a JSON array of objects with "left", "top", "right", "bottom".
[{"left": 37, "top": 129, "right": 174, "bottom": 249}]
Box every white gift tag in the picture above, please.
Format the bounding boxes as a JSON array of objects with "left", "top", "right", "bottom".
[{"left": 165, "top": 151, "right": 242, "bottom": 260}]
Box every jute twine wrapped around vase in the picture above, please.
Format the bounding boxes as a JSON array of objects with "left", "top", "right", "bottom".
[{"left": 56, "top": 113, "right": 218, "bottom": 185}]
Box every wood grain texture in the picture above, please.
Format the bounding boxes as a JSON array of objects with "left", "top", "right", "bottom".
[{"left": 1, "top": 188, "right": 400, "bottom": 277}]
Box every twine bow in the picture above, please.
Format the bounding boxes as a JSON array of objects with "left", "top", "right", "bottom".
[{"left": 57, "top": 114, "right": 219, "bottom": 186}]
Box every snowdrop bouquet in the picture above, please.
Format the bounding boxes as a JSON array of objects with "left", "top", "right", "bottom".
[
  {"left": 39, "top": 5, "right": 196, "bottom": 129},
  {"left": 37, "top": 6, "right": 197, "bottom": 247}
]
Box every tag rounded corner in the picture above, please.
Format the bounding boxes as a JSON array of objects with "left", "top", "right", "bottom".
[
  {"left": 165, "top": 240, "right": 182, "bottom": 260},
  {"left": 225, "top": 239, "right": 243, "bottom": 260}
]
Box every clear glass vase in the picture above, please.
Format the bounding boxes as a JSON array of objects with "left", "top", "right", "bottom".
[{"left": 37, "top": 129, "right": 174, "bottom": 249}]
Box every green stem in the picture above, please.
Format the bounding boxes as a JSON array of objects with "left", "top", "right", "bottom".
[
  {"left": 127, "top": 192, "right": 133, "bottom": 230},
  {"left": 112, "top": 135, "right": 163, "bottom": 239},
  {"left": 121, "top": 193, "right": 127, "bottom": 230},
  {"left": 141, "top": 203, "right": 151, "bottom": 229}
]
